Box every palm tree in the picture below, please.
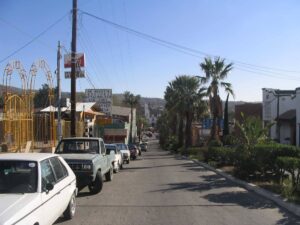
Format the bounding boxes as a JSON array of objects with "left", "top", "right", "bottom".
[
  {"left": 200, "top": 57, "right": 234, "bottom": 141},
  {"left": 165, "top": 75, "right": 207, "bottom": 148},
  {"left": 123, "top": 91, "right": 140, "bottom": 144}
]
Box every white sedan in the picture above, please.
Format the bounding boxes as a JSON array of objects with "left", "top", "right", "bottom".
[{"left": 0, "top": 153, "right": 77, "bottom": 225}]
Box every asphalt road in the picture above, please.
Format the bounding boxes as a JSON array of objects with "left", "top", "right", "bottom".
[{"left": 56, "top": 140, "right": 300, "bottom": 225}]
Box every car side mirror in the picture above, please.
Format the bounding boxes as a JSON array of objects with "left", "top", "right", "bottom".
[{"left": 45, "top": 183, "right": 54, "bottom": 193}]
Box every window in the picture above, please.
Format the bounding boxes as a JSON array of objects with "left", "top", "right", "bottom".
[
  {"left": 49, "top": 157, "right": 68, "bottom": 182},
  {"left": 41, "top": 159, "right": 56, "bottom": 191},
  {"left": 100, "top": 141, "right": 106, "bottom": 154},
  {"left": 0, "top": 160, "right": 37, "bottom": 193},
  {"left": 55, "top": 139, "right": 99, "bottom": 154}
]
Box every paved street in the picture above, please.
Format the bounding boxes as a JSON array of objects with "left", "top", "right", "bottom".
[{"left": 56, "top": 141, "right": 300, "bottom": 225}]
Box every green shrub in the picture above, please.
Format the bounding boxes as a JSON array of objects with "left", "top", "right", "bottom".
[
  {"left": 276, "top": 156, "right": 300, "bottom": 190},
  {"left": 254, "top": 144, "right": 300, "bottom": 175},
  {"left": 206, "top": 146, "right": 235, "bottom": 167},
  {"left": 208, "top": 139, "right": 223, "bottom": 147},
  {"left": 187, "top": 147, "right": 208, "bottom": 161}
]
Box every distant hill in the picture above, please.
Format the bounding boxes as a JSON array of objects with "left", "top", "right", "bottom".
[{"left": 0, "top": 84, "right": 260, "bottom": 112}]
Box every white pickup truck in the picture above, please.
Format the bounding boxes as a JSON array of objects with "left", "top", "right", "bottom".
[{"left": 55, "top": 137, "right": 113, "bottom": 194}]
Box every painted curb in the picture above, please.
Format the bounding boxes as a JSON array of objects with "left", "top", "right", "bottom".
[{"left": 180, "top": 155, "right": 300, "bottom": 217}]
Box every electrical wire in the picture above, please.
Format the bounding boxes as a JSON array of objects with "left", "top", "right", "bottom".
[
  {"left": 80, "top": 10, "right": 300, "bottom": 77},
  {"left": 0, "top": 12, "right": 69, "bottom": 64}
]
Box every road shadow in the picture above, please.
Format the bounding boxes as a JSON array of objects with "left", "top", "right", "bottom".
[
  {"left": 122, "top": 163, "right": 191, "bottom": 171},
  {"left": 151, "top": 173, "right": 235, "bottom": 193},
  {"left": 204, "top": 191, "right": 274, "bottom": 209}
]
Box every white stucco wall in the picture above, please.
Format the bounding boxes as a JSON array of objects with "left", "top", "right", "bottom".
[
  {"left": 262, "top": 88, "right": 296, "bottom": 143},
  {"left": 295, "top": 88, "right": 300, "bottom": 146}
]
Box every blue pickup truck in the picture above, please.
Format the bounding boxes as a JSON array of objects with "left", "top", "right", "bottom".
[{"left": 55, "top": 137, "right": 113, "bottom": 194}]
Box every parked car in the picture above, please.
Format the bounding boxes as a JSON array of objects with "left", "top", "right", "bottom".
[
  {"left": 140, "top": 142, "right": 148, "bottom": 152},
  {"left": 55, "top": 137, "right": 113, "bottom": 194},
  {"left": 128, "top": 144, "right": 138, "bottom": 160},
  {"left": 114, "top": 143, "right": 130, "bottom": 164},
  {"left": 0, "top": 153, "right": 77, "bottom": 225},
  {"left": 135, "top": 143, "right": 142, "bottom": 156},
  {"left": 105, "top": 144, "right": 123, "bottom": 173}
]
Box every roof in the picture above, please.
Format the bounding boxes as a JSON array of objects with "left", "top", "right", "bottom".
[
  {"left": 263, "top": 88, "right": 296, "bottom": 96},
  {"left": 84, "top": 108, "right": 105, "bottom": 116},
  {"left": 40, "top": 102, "right": 97, "bottom": 113},
  {"left": 277, "top": 109, "right": 296, "bottom": 120},
  {"left": 112, "top": 106, "right": 131, "bottom": 116},
  {"left": 0, "top": 153, "right": 57, "bottom": 161}
]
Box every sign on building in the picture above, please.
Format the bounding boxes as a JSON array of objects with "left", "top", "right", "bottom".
[
  {"left": 64, "top": 53, "right": 85, "bottom": 68},
  {"left": 65, "top": 70, "right": 85, "bottom": 79},
  {"left": 85, "top": 89, "right": 112, "bottom": 115}
]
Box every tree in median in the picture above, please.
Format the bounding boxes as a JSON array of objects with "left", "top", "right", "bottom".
[
  {"left": 165, "top": 75, "right": 207, "bottom": 148},
  {"left": 123, "top": 91, "right": 140, "bottom": 144},
  {"left": 200, "top": 57, "right": 234, "bottom": 142}
]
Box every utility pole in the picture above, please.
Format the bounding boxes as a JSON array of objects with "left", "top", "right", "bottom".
[
  {"left": 70, "top": 0, "right": 77, "bottom": 136},
  {"left": 57, "top": 41, "right": 62, "bottom": 141}
]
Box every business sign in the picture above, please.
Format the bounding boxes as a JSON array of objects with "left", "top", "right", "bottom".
[
  {"left": 85, "top": 89, "right": 112, "bottom": 115},
  {"left": 202, "top": 118, "right": 224, "bottom": 129},
  {"left": 95, "top": 118, "right": 113, "bottom": 126},
  {"left": 64, "top": 70, "right": 85, "bottom": 79},
  {"left": 64, "top": 53, "right": 85, "bottom": 68}
]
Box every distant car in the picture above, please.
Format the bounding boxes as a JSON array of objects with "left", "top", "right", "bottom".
[
  {"left": 128, "top": 144, "right": 138, "bottom": 160},
  {"left": 140, "top": 142, "right": 148, "bottom": 152},
  {"left": 105, "top": 144, "right": 123, "bottom": 173},
  {"left": 114, "top": 143, "right": 130, "bottom": 164},
  {"left": 0, "top": 153, "right": 77, "bottom": 225}
]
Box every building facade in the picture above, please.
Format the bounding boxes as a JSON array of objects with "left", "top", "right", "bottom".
[{"left": 262, "top": 88, "right": 299, "bottom": 145}]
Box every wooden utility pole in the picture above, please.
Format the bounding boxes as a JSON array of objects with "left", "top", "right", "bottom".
[
  {"left": 57, "top": 41, "right": 62, "bottom": 141},
  {"left": 70, "top": 0, "right": 77, "bottom": 136}
]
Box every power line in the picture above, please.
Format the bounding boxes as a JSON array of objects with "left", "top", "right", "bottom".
[
  {"left": 0, "top": 12, "right": 69, "bottom": 64},
  {"left": 80, "top": 10, "right": 300, "bottom": 76}
]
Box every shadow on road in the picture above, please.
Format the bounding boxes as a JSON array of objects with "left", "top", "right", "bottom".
[
  {"left": 150, "top": 173, "right": 235, "bottom": 193},
  {"left": 122, "top": 163, "right": 190, "bottom": 171}
]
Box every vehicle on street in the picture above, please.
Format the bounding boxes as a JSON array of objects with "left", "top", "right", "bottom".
[
  {"left": 105, "top": 144, "right": 123, "bottom": 173},
  {"left": 128, "top": 144, "right": 139, "bottom": 160},
  {"left": 55, "top": 137, "right": 113, "bottom": 194},
  {"left": 140, "top": 142, "right": 148, "bottom": 152},
  {"left": 0, "top": 153, "right": 77, "bottom": 225},
  {"left": 114, "top": 143, "right": 130, "bottom": 164}
]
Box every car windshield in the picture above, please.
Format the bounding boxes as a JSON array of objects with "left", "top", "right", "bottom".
[
  {"left": 115, "top": 143, "right": 128, "bottom": 150},
  {"left": 0, "top": 160, "right": 38, "bottom": 194},
  {"left": 56, "top": 139, "right": 99, "bottom": 154}
]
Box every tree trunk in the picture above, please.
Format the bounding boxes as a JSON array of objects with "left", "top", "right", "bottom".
[
  {"left": 129, "top": 106, "right": 133, "bottom": 144},
  {"left": 223, "top": 94, "right": 229, "bottom": 136},
  {"left": 178, "top": 114, "right": 184, "bottom": 147},
  {"left": 185, "top": 111, "right": 192, "bottom": 148}
]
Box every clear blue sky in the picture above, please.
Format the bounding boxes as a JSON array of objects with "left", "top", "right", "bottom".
[{"left": 1, "top": 0, "right": 300, "bottom": 102}]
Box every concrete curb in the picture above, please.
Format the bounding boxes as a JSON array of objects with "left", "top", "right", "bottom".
[{"left": 179, "top": 155, "right": 300, "bottom": 217}]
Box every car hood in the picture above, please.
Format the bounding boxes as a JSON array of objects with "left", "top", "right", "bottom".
[
  {"left": 58, "top": 153, "right": 97, "bottom": 161},
  {"left": 0, "top": 193, "right": 39, "bottom": 225},
  {"left": 120, "top": 149, "right": 130, "bottom": 154}
]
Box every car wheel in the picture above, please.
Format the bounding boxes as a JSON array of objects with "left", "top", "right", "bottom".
[
  {"left": 105, "top": 167, "right": 113, "bottom": 181},
  {"left": 63, "top": 192, "right": 76, "bottom": 220},
  {"left": 88, "top": 171, "right": 103, "bottom": 194}
]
